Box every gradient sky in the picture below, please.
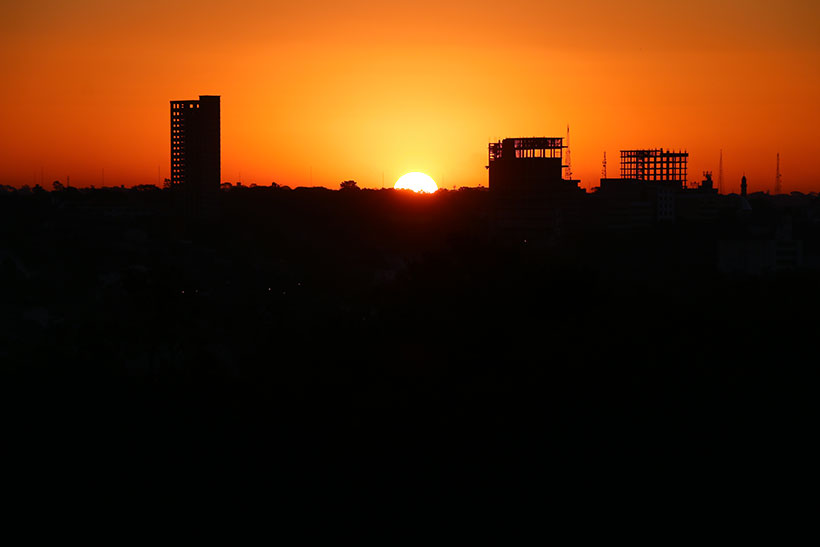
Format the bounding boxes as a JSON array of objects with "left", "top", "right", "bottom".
[{"left": 2, "top": 0, "right": 819, "bottom": 193}]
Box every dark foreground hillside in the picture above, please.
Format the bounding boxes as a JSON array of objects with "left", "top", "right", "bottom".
[{"left": 1, "top": 186, "right": 817, "bottom": 513}]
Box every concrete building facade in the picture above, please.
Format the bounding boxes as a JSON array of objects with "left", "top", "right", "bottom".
[
  {"left": 171, "top": 95, "right": 220, "bottom": 216},
  {"left": 487, "top": 137, "right": 585, "bottom": 245}
]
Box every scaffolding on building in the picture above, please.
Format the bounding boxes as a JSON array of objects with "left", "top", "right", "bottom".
[
  {"left": 489, "top": 137, "right": 564, "bottom": 163},
  {"left": 620, "top": 149, "right": 688, "bottom": 187}
]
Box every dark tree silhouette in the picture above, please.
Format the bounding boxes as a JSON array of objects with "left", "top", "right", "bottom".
[
  {"left": 52, "top": 180, "right": 65, "bottom": 192},
  {"left": 340, "top": 180, "right": 360, "bottom": 191}
]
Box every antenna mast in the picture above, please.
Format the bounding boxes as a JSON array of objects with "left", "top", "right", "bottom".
[
  {"left": 602, "top": 151, "right": 607, "bottom": 179},
  {"left": 775, "top": 153, "right": 782, "bottom": 194},
  {"left": 565, "top": 124, "right": 572, "bottom": 180},
  {"left": 718, "top": 149, "right": 723, "bottom": 194}
]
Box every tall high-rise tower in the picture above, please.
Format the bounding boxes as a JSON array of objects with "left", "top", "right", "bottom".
[{"left": 171, "top": 95, "right": 220, "bottom": 215}]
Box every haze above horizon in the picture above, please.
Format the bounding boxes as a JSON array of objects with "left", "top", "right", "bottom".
[{"left": 2, "top": 1, "right": 819, "bottom": 193}]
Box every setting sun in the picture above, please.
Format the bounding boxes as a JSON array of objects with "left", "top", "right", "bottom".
[{"left": 395, "top": 172, "right": 438, "bottom": 193}]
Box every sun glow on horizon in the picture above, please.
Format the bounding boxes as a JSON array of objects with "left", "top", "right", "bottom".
[
  {"left": 2, "top": 3, "right": 819, "bottom": 192},
  {"left": 394, "top": 172, "right": 438, "bottom": 193}
]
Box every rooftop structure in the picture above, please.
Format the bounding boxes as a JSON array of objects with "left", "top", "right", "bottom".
[
  {"left": 488, "top": 137, "right": 565, "bottom": 163},
  {"left": 488, "top": 137, "right": 578, "bottom": 194},
  {"left": 620, "top": 149, "right": 688, "bottom": 188}
]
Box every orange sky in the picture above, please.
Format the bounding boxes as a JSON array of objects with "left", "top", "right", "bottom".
[{"left": 2, "top": 0, "right": 819, "bottom": 193}]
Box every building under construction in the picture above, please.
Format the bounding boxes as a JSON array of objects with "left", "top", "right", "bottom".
[
  {"left": 488, "top": 137, "right": 580, "bottom": 192},
  {"left": 619, "top": 149, "right": 688, "bottom": 188},
  {"left": 487, "top": 137, "right": 585, "bottom": 245},
  {"left": 598, "top": 148, "right": 723, "bottom": 227}
]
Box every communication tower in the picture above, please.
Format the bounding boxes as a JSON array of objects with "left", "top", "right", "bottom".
[
  {"left": 602, "top": 151, "right": 607, "bottom": 179},
  {"left": 565, "top": 124, "right": 572, "bottom": 180},
  {"left": 775, "top": 153, "right": 782, "bottom": 194},
  {"left": 718, "top": 149, "right": 724, "bottom": 194}
]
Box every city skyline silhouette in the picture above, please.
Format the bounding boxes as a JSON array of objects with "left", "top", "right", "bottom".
[
  {"left": 2, "top": 2, "right": 819, "bottom": 193},
  {"left": 2, "top": 0, "right": 818, "bottom": 516}
]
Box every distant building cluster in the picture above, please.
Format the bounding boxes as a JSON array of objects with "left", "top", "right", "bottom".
[
  {"left": 487, "top": 135, "right": 804, "bottom": 274},
  {"left": 158, "top": 96, "right": 809, "bottom": 276},
  {"left": 487, "top": 135, "right": 724, "bottom": 234}
]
